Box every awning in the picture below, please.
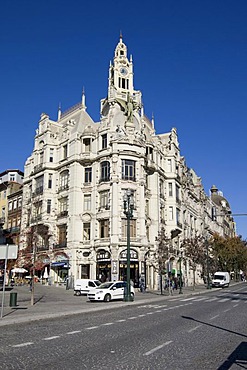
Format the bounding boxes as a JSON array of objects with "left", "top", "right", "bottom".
[{"left": 51, "top": 262, "right": 69, "bottom": 268}]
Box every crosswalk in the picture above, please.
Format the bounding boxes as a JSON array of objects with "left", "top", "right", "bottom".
[{"left": 167, "top": 293, "right": 247, "bottom": 304}]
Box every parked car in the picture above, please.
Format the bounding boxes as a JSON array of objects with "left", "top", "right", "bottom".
[
  {"left": 87, "top": 281, "right": 135, "bottom": 302},
  {"left": 74, "top": 279, "right": 101, "bottom": 296},
  {"left": 212, "top": 272, "right": 230, "bottom": 288}
]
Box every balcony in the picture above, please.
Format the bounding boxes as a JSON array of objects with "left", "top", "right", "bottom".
[
  {"left": 32, "top": 187, "right": 43, "bottom": 197},
  {"left": 145, "top": 159, "right": 156, "bottom": 174},
  {"left": 54, "top": 241, "right": 67, "bottom": 249},
  {"left": 58, "top": 184, "right": 69, "bottom": 193},
  {"left": 33, "top": 164, "right": 43, "bottom": 173},
  {"left": 57, "top": 211, "right": 68, "bottom": 218}
]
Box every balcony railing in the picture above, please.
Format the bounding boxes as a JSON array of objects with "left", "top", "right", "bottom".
[
  {"left": 57, "top": 211, "right": 68, "bottom": 218},
  {"left": 58, "top": 184, "right": 69, "bottom": 192},
  {"left": 54, "top": 241, "right": 67, "bottom": 249}
]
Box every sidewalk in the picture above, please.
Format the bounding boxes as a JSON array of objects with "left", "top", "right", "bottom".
[{"left": 0, "top": 283, "right": 215, "bottom": 327}]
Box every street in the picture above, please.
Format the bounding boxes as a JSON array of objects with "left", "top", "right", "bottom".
[{"left": 0, "top": 284, "right": 246, "bottom": 369}]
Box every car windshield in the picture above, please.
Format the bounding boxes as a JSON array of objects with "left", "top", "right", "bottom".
[
  {"left": 97, "top": 282, "right": 113, "bottom": 289},
  {"left": 94, "top": 280, "right": 101, "bottom": 286},
  {"left": 214, "top": 275, "right": 224, "bottom": 280}
]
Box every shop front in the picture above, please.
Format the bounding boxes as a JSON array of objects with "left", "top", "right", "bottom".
[
  {"left": 96, "top": 249, "right": 111, "bottom": 282},
  {"left": 119, "top": 249, "right": 139, "bottom": 288},
  {"left": 51, "top": 252, "right": 69, "bottom": 285}
]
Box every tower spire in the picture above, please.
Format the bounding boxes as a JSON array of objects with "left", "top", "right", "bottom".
[
  {"left": 57, "top": 103, "right": 61, "bottom": 121},
  {"left": 81, "top": 87, "right": 86, "bottom": 111}
]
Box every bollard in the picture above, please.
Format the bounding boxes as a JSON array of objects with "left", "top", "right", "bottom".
[{"left": 9, "top": 292, "right": 17, "bottom": 307}]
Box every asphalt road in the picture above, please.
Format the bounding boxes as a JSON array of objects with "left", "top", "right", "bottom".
[{"left": 0, "top": 284, "right": 246, "bottom": 370}]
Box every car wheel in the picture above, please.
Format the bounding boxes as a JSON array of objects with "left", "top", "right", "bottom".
[
  {"left": 131, "top": 292, "right": 135, "bottom": 300},
  {"left": 75, "top": 291, "right": 81, "bottom": 296},
  {"left": 104, "top": 294, "right": 111, "bottom": 302}
]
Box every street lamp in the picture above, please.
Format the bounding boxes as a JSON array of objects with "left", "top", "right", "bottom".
[
  {"left": 179, "top": 251, "right": 183, "bottom": 294},
  {"left": 123, "top": 189, "right": 134, "bottom": 302}
]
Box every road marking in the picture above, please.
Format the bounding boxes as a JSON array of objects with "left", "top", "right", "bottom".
[
  {"left": 12, "top": 342, "right": 34, "bottom": 348},
  {"left": 223, "top": 308, "right": 231, "bottom": 313},
  {"left": 144, "top": 341, "right": 173, "bottom": 356},
  {"left": 233, "top": 304, "right": 239, "bottom": 307},
  {"left": 43, "top": 336, "right": 60, "bottom": 341},
  {"left": 102, "top": 322, "right": 114, "bottom": 326},
  {"left": 116, "top": 319, "right": 126, "bottom": 322},
  {"left": 193, "top": 297, "right": 208, "bottom": 302},
  {"left": 180, "top": 297, "right": 197, "bottom": 301},
  {"left": 188, "top": 324, "right": 203, "bottom": 333},
  {"left": 205, "top": 298, "right": 218, "bottom": 302},
  {"left": 210, "top": 315, "right": 219, "bottom": 320},
  {"left": 67, "top": 331, "right": 81, "bottom": 335},
  {"left": 155, "top": 310, "right": 162, "bottom": 313},
  {"left": 218, "top": 298, "right": 230, "bottom": 302},
  {"left": 86, "top": 326, "right": 99, "bottom": 330},
  {"left": 147, "top": 312, "right": 154, "bottom": 315},
  {"left": 138, "top": 314, "right": 146, "bottom": 317},
  {"left": 128, "top": 316, "right": 137, "bottom": 320}
]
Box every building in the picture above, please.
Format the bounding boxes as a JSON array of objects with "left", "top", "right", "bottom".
[
  {"left": 0, "top": 169, "right": 23, "bottom": 244},
  {"left": 19, "top": 37, "right": 235, "bottom": 288}
]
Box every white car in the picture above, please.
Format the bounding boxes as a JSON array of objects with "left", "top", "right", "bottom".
[{"left": 87, "top": 281, "right": 135, "bottom": 302}]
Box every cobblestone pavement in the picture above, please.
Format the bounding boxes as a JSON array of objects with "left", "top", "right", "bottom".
[{"left": 0, "top": 282, "right": 218, "bottom": 326}]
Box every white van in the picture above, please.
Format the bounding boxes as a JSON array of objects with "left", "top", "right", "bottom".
[
  {"left": 74, "top": 279, "right": 101, "bottom": 296},
  {"left": 212, "top": 272, "right": 230, "bottom": 288}
]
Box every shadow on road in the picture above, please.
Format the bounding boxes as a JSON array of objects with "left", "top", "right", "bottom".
[
  {"left": 217, "top": 342, "right": 247, "bottom": 369},
  {"left": 181, "top": 315, "right": 247, "bottom": 339}
]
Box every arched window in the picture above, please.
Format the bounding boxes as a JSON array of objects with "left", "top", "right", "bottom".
[
  {"left": 59, "top": 170, "right": 69, "bottom": 191},
  {"left": 100, "top": 161, "right": 110, "bottom": 182}
]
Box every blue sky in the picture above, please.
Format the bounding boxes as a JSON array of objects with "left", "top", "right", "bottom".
[{"left": 1, "top": 0, "right": 247, "bottom": 238}]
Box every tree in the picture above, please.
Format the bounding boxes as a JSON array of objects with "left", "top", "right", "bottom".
[
  {"left": 181, "top": 235, "right": 206, "bottom": 289},
  {"left": 156, "top": 227, "right": 175, "bottom": 294}
]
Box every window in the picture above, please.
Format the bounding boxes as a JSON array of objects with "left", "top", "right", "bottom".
[
  {"left": 169, "top": 206, "right": 173, "bottom": 221},
  {"left": 83, "top": 138, "right": 91, "bottom": 153},
  {"left": 34, "top": 201, "right": 42, "bottom": 217},
  {"left": 122, "top": 159, "right": 136, "bottom": 181},
  {"left": 176, "top": 208, "right": 181, "bottom": 226},
  {"left": 175, "top": 185, "right": 180, "bottom": 201},
  {"left": 59, "top": 197, "right": 68, "bottom": 215},
  {"left": 59, "top": 171, "right": 69, "bottom": 190},
  {"left": 83, "top": 222, "right": 91, "bottom": 240},
  {"left": 49, "top": 148, "right": 54, "bottom": 162},
  {"left": 146, "top": 147, "right": 153, "bottom": 160},
  {"left": 40, "top": 151, "right": 44, "bottom": 164},
  {"left": 122, "top": 219, "right": 136, "bottom": 238},
  {"left": 99, "top": 190, "right": 109, "bottom": 209},
  {"left": 159, "top": 179, "right": 164, "bottom": 198},
  {"left": 18, "top": 197, "right": 22, "bottom": 209},
  {"left": 84, "top": 194, "right": 91, "bottom": 211},
  {"left": 63, "top": 144, "right": 68, "bottom": 159},
  {"left": 13, "top": 200, "right": 17, "bottom": 209},
  {"left": 100, "top": 161, "right": 110, "bottom": 182},
  {"left": 99, "top": 219, "right": 110, "bottom": 238},
  {"left": 35, "top": 176, "right": 44, "bottom": 194},
  {"left": 167, "top": 159, "right": 172, "bottom": 172},
  {"left": 58, "top": 225, "right": 67, "bottom": 246},
  {"left": 168, "top": 183, "right": 173, "bottom": 197},
  {"left": 85, "top": 167, "right": 92, "bottom": 183},
  {"left": 47, "top": 199, "right": 51, "bottom": 214},
  {"left": 10, "top": 173, "right": 15, "bottom": 182},
  {"left": 48, "top": 173, "right": 52, "bottom": 189},
  {"left": 102, "top": 134, "right": 107, "bottom": 149},
  {"left": 8, "top": 202, "right": 12, "bottom": 211}
]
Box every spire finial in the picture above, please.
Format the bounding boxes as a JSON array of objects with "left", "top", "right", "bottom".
[
  {"left": 120, "top": 30, "right": 123, "bottom": 41},
  {"left": 82, "top": 87, "right": 86, "bottom": 111},
  {"left": 58, "top": 103, "right": 61, "bottom": 121}
]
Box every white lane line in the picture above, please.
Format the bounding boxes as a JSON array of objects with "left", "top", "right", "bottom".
[
  {"left": 193, "top": 297, "right": 208, "bottom": 302},
  {"left": 12, "top": 342, "right": 34, "bottom": 348},
  {"left": 210, "top": 315, "right": 219, "bottom": 320},
  {"left": 245, "top": 301, "right": 247, "bottom": 304},
  {"left": 67, "top": 331, "right": 81, "bottom": 335},
  {"left": 188, "top": 324, "right": 203, "bottom": 333},
  {"left": 218, "top": 298, "right": 230, "bottom": 302},
  {"left": 147, "top": 312, "right": 154, "bottom": 315},
  {"left": 205, "top": 298, "right": 218, "bottom": 302},
  {"left": 144, "top": 341, "right": 173, "bottom": 356},
  {"left": 232, "top": 300, "right": 240, "bottom": 303},
  {"left": 128, "top": 317, "right": 137, "bottom": 320},
  {"left": 102, "top": 322, "right": 114, "bottom": 326},
  {"left": 223, "top": 308, "right": 231, "bottom": 313},
  {"left": 138, "top": 314, "right": 146, "bottom": 317},
  {"left": 233, "top": 304, "right": 239, "bottom": 307},
  {"left": 180, "top": 297, "right": 198, "bottom": 302},
  {"left": 43, "top": 336, "right": 60, "bottom": 341},
  {"left": 86, "top": 326, "right": 99, "bottom": 330},
  {"left": 155, "top": 310, "right": 162, "bottom": 313}
]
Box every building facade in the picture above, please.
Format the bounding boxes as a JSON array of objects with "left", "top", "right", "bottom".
[{"left": 19, "top": 37, "right": 235, "bottom": 288}]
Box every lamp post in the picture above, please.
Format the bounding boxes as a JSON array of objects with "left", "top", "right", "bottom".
[
  {"left": 123, "top": 189, "right": 134, "bottom": 302},
  {"left": 179, "top": 251, "right": 183, "bottom": 294}
]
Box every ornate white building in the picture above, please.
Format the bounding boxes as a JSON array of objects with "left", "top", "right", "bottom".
[{"left": 20, "top": 37, "right": 235, "bottom": 289}]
